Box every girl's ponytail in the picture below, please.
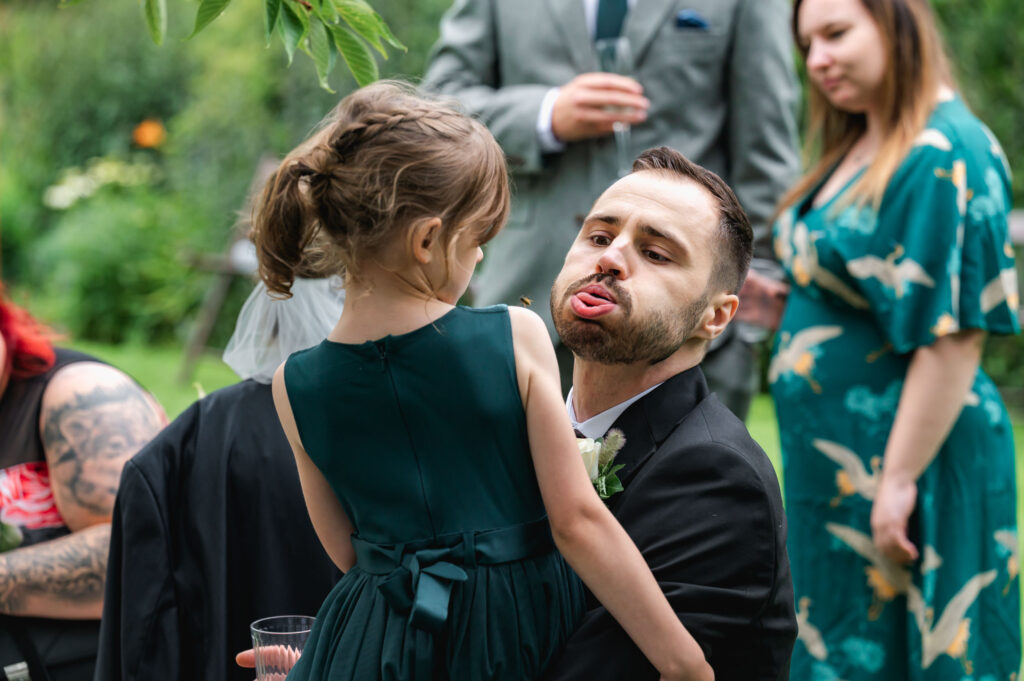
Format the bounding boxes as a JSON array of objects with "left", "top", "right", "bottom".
[{"left": 252, "top": 159, "right": 321, "bottom": 298}]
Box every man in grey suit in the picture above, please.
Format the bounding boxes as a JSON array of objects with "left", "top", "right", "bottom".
[{"left": 423, "top": 0, "right": 799, "bottom": 419}]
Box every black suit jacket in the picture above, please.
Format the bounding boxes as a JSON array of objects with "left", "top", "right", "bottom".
[
  {"left": 544, "top": 367, "right": 796, "bottom": 681},
  {"left": 95, "top": 380, "right": 341, "bottom": 681}
]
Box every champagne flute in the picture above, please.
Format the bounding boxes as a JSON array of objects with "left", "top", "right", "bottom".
[{"left": 594, "top": 36, "right": 635, "bottom": 178}]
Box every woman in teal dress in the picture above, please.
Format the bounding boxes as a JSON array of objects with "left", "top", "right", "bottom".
[
  {"left": 771, "top": 0, "right": 1021, "bottom": 678},
  {"left": 250, "top": 82, "right": 711, "bottom": 681}
]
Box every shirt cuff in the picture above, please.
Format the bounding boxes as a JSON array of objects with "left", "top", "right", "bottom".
[{"left": 536, "top": 87, "right": 566, "bottom": 153}]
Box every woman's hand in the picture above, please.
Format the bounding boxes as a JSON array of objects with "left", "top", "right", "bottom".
[{"left": 870, "top": 473, "right": 919, "bottom": 564}]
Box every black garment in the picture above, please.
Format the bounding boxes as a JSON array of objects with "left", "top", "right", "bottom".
[
  {"left": 0, "top": 349, "right": 103, "bottom": 681},
  {"left": 543, "top": 367, "right": 796, "bottom": 681},
  {"left": 95, "top": 380, "right": 341, "bottom": 681}
]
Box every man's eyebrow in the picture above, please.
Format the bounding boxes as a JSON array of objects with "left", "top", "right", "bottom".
[
  {"left": 640, "top": 224, "right": 687, "bottom": 253},
  {"left": 586, "top": 214, "right": 620, "bottom": 226}
]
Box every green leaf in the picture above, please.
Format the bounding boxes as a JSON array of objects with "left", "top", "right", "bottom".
[
  {"left": 188, "top": 0, "right": 233, "bottom": 39},
  {"left": 376, "top": 15, "right": 406, "bottom": 51},
  {"left": 278, "top": 1, "right": 308, "bottom": 65},
  {"left": 313, "top": 0, "right": 339, "bottom": 22},
  {"left": 143, "top": 0, "right": 167, "bottom": 45},
  {"left": 602, "top": 476, "right": 624, "bottom": 497},
  {"left": 336, "top": 0, "right": 405, "bottom": 56},
  {"left": 336, "top": 0, "right": 387, "bottom": 57},
  {"left": 307, "top": 16, "right": 335, "bottom": 92},
  {"left": 264, "top": 0, "right": 283, "bottom": 44},
  {"left": 0, "top": 520, "right": 24, "bottom": 553},
  {"left": 330, "top": 25, "right": 378, "bottom": 87}
]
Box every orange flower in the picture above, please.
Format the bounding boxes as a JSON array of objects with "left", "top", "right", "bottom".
[{"left": 133, "top": 119, "right": 166, "bottom": 149}]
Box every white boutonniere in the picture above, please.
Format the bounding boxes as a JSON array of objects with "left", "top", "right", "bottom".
[{"left": 576, "top": 428, "right": 627, "bottom": 500}]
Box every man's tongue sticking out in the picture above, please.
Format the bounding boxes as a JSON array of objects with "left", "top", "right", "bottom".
[{"left": 570, "top": 284, "right": 619, "bottom": 320}]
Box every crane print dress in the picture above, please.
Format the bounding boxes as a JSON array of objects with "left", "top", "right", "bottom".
[{"left": 771, "top": 95, "right": 1021, "bottom": 680}]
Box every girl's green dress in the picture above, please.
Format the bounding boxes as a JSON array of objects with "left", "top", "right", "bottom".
[
  {"left": 282, "top": 305, "right": 584, "bottom": 681},
  {"left": 771, "top": 95, "right": 1021, "bottom": 680}
]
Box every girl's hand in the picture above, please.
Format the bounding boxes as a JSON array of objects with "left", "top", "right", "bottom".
[
  {"left": 660, "top": 658, "right": 714, "bottom": 681},
  {"left": 871, "top": 473, "right": 919, "bottom": 564}
]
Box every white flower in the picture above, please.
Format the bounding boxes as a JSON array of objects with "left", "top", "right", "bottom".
[{"left": 577, "top": 437, "right": 601, "bottom": 481}]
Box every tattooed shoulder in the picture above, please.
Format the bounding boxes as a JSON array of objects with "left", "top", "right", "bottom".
[{"left": 40, "top": 363, "right": 164, "bottom": 523}]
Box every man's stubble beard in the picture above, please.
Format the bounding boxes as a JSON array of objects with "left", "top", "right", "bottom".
[{"left": 551, "top": 273, "right": 709, "bottom": 365}]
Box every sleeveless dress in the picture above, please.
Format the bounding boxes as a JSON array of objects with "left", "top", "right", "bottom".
[
  {"left": 283, "top": 305, "right": 584, "bottom": 681},
  {"left": 771, "top": 95, "right": 1021, "bottom": 679}
]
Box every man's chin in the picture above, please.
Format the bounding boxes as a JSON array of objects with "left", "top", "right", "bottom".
[{"left": 555, "top": 313, "right": 612, "bottom": 355}]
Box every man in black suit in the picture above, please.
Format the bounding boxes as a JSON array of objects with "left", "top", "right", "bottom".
[{"left": 543, "top": 147, "right": 796, "bottom": 681}]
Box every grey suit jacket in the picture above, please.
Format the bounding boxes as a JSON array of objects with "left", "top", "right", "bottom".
[{"left": 423, "top": 0, "right": 800, "bottom": 335}]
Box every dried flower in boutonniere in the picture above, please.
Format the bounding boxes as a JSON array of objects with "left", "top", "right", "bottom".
[{"left": 576, "top": 428, "right": 626, "bottom": 499}]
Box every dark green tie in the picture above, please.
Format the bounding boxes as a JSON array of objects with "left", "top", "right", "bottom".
[{"left": 595, "top": 0, "right": 628, "bottom": 41}]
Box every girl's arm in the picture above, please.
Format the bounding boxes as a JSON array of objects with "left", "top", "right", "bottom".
[
  {"left": 272, "top": 364, "right": 356, "bottom": 573},
  {"left": 509, "top": 307, "right": 712, "bottom": 681},
  {"left": 871, "top": 329, "right": 985, "bottom": 563}
]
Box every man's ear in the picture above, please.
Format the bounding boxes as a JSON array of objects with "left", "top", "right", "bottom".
[
  {"left": 409, "top": 217, "right": 444, "bottom": 265},
  {"left": 692, "top": 292, "right": 739, "bottom": 341}
]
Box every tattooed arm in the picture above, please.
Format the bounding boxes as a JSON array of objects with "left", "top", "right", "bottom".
[
  {"left": 0, "top": 362, "right": 165, "bottom": 619},
  {"left": 0, "top": 524, "right": 111, "bottom": 618}
]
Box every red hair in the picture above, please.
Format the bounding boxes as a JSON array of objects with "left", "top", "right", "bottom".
[{"left": 0, "top": 286, "right": 56, "bottom": 380}]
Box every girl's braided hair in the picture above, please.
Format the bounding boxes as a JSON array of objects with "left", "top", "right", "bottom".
[{"left": 253, "top": 81, "right": 510, "bottom": 297}]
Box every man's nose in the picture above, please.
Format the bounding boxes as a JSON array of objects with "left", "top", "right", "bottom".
[{"left": 596, "top": 240, "right": 628, "bottom": 279}]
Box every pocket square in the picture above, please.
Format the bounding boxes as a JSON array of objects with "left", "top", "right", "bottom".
[{"left": 675, "top": 9, "right": 710, "bottom": 30}]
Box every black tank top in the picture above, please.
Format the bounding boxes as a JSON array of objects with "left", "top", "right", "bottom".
[{"left": 0, "top": 348, "right": 101, "bottom": 548}]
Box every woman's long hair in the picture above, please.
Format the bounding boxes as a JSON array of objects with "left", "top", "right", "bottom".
[
  {"left": 777, "top": 0, "right": 955, "bottom": 215},
  {"left": 0, "top": 285, "right": 56, "bottom": 381}
]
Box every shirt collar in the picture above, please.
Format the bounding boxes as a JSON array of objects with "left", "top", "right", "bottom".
[{"left": 566, "top": 382, "right": 663, "bottom": 440}]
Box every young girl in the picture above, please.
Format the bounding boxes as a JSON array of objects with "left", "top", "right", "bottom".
[{"left": 254, "top": 82, "right": 710, "bottom": 681}]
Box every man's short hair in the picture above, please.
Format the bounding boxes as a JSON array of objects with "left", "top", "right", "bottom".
[{"left": 631, "top": 147, "right": 753, "bottom": 294}]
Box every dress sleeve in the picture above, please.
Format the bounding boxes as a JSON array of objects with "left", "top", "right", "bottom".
[{"left": 851, "top": 130, "right": 1019, "bottom": 353}]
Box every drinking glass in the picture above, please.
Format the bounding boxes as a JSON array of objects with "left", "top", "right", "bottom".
[
  {"left": 250, "top": 615, "right": 315, "bottom": 681},
  {"left": 594, "top": 36, "right": 635, "bottom": 177}
]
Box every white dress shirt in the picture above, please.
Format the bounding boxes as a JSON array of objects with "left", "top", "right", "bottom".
[
  {"left": 536, "top": 0, "right": 638, "bottom": 152},
  {"left": 566, "top": 381, "right": 662, "bottom": 439}
]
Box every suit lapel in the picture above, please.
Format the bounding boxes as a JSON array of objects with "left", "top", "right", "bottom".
[
  {"left": 605, "top": 400, "right": 657, "bottom": 490},
  {"left": 548, "top": 0, "right": 600, "bottom": 72},
  {"left": 605, "top": 366, "right": 710, "bottom": 505},
  {"left": 624, "top": 0, "right": 678, "bottom": 66}
]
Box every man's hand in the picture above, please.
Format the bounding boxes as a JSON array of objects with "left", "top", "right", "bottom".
[
  {"left": 735, "top": 270, "right": 789, "bottom": 331},
  {"left": 551, "top": 73, "right": 649, "bottom": 143}
]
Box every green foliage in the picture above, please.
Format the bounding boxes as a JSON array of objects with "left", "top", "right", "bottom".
[
  {"left": 932, "top": 0, "right": 1024, "bottom": 207},
  {"left": 136, "top": 0, "right": 406, "bottom": 89},
  {"left": 0, "top": 0, "right": 448, "bottom": 353},
  {"left": 31, "top": 184, "right": 209, "bottom": 344}
]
